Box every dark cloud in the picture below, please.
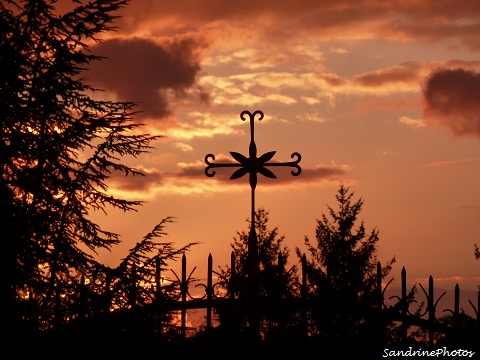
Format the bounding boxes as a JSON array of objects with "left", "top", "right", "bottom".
[
  {"left": 259, "top": 164, "right": 348, "bottom": 186},
  {"left": 87, "top": 37, "right": 208, "bottom": 119},
  {"left": 177, "top": 160, "right": 348, "bottom": 186},
  {"left": 394, "top": 1, "right": 480, "bottom": 49},
  {"left": 117, "top": 1, "right": 480, "bottom": 50},
  {"left": 108, "top": 161, "right": 348, "bottom": 195},
  {"left": 321, "top": 74, "right": 348, "bottom": 87},
  {"left": 353, "top": 63, "right": 420, "bottom": 87},
  {"left": 176, "top": 163, "right": 207, "bottom": 179},
  {"left": 355, "top": 97, "right": 419, "bottom": 114},
  {"left": 423, "top": 68, "right": 480, "bottom": 139},
  {"left": 294, "top": 165, "right": 348, "bottom": 183},
  {"left": 109, "top": 169, "right": 164, "bottom": 191}
]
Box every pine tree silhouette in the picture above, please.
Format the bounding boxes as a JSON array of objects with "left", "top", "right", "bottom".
[{"left": 0, "top": 0, "right": 161, "bottom": 334}]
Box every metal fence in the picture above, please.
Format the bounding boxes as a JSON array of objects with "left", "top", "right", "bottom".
[{"left": 82, "top": 252, "right": 478, "bottom": 346}]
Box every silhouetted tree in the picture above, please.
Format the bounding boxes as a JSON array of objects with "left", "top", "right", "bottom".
[
  {"left": 218, "top": 208, "right": 298, "bottom": 338},
  {"left": 67, "top": 217, "right": 197, "bottom": 342},
  {"left": 0, "top": 0, "right": 161, "bottom": 333},
  {"left": 297, "top": 184, "right": 395, "bottom": 348}
]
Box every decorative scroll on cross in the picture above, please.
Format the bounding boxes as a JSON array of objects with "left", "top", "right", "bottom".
[{"left": 204, "top": 110, "right": 302, "bottom": 189}]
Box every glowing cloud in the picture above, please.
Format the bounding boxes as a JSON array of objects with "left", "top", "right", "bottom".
[
  {"left": 399, "top": 116, "right": 426, "bottom": 128},
  {"left": 165, "top": 112, "right": 244, "bottom": 140}
]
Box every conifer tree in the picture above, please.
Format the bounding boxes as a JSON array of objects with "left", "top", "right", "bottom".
[
  {"left": 0, "top": 0, "right": 161, "bottom": 331},
  {"left": 298, "top": 184, "right": 395, "bottom": 341},
  {"left": 74, "top": 218, "right": 197, "bottom": 341},
  {"left": 218, "top": 208, "right": 298, "bottom": 338}
]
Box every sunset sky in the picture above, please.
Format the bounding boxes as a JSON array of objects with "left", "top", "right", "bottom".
[{"left": 81, "top": 1, "right": 479, "bottom": 297}]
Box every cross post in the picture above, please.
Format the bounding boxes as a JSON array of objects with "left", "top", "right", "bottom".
[{"left": 204, "top": 109, "right": 302, "bottom": 337}]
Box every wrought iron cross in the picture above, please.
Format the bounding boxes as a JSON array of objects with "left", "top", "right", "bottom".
[{"left": 204, "top": 110, "right": 301, "bottom": 275}]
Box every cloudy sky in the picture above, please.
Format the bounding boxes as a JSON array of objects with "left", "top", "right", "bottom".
[{"left": 83, "top": 0, "right": 479, "bottom": 295}]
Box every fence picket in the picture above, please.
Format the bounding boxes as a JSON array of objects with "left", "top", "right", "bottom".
[
  {"left": 181, "top": 253, "right": 187, "bottom": 340},
  {"left": 428, "top": 275, "right": 435, "bottom": 346},
  {"left": 230, "top": 251, "right": 236, "bottom": 300},
  {"left": 454, "top": 284, "right": 460, "bottom": 329},
  {"left": 206, "top": 253, "right": 213, "bottom": 331},
  {"left": 400, "top": 266, "right": 408, "bottom": 342}
]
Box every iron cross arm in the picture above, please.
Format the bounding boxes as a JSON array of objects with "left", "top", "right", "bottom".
[{"left": 204, "top": 110, "right": 302, "bottom": 190}]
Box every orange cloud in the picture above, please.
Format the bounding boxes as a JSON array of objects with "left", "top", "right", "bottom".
[
  {"left": 353, "top": 63, "right": 422, "bottom": 88},
  {"left": 164, "top": 112, "right": 246, "bottom": 140},
  {"left": 423, "top": 68, "right": 480, "bottom": 139},
  {"left": 116, "top": 0, "right": 480, "bottom": 50},
  {"left": 355, "top": 97, "right": 420, "bottom": 114},
  {"left": 108, "top": 167, "right": 165, "bottom": 192},
  {"left": 399, "top": 116, "right": 426, "bottom": 128},
  {"left": 198, "top": 61, "right": 480, "bottom": 116},
  {"left": 198, "top": 64, "right": 427, "bottom": 111},
  {"left": 74, "top": 1, "right": 480, "bottom": 139},
  {"left": 422, "top": 157, "right": 480, "bottom": 168}
]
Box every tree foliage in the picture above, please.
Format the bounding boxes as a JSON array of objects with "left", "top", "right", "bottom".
[
  {"left": 108, "top": 217, "right": 197, "bottom": 311},
  {"left": 0, "top": 0, "right": 167, "bottom": 332},
  {"left": 69, "top": 218, "right": 197, "bottom": 341},
  {"left": 218, "top": 208, "right": 298, "bottom": 337},
  {"left": 298, "top": 184, "right": 395, "bottom": 340}
]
